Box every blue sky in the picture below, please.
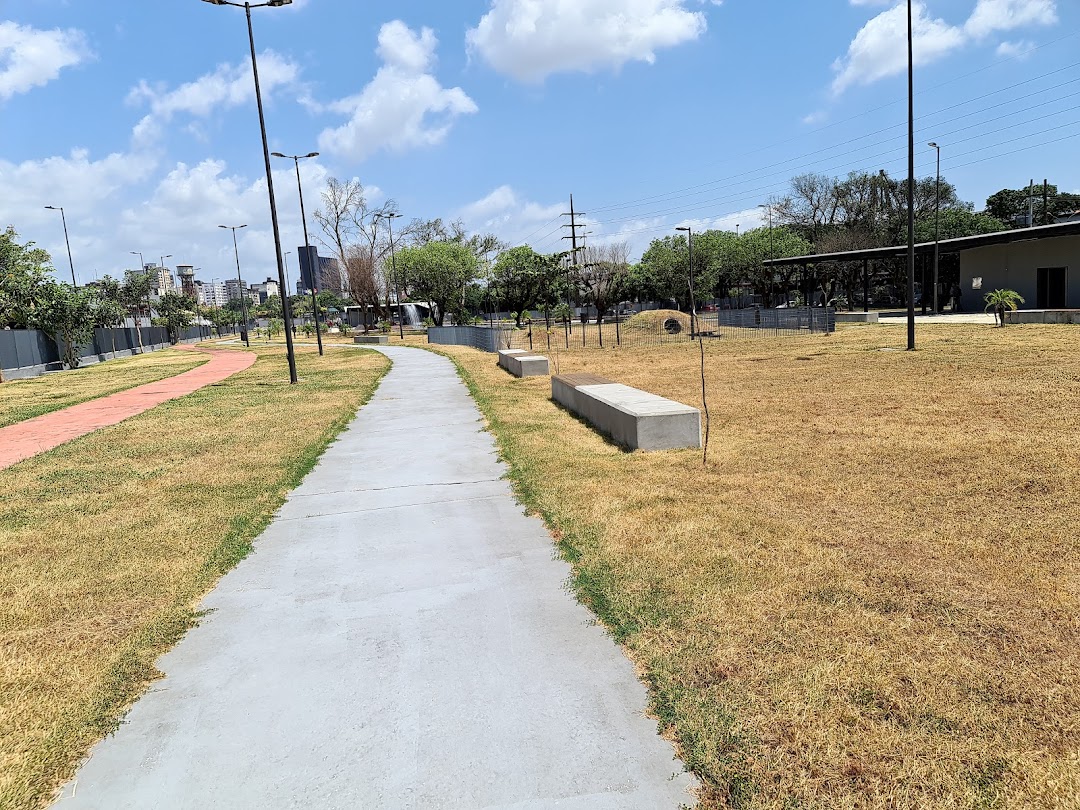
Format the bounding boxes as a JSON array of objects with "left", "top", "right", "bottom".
[{"left": 2, "top": 0, "right": 1077, "bottom": 285}]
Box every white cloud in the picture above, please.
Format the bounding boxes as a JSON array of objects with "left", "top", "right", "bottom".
[
  {"left": 457, "top": 185, "right": 565, "bottom": 245},
  {"left": 0, "top": 21, "right": 91, "bottom": 101},
  {"left": 996, "top": 39, "right": 1035, "bottom": 58},
  {"left": 466, "top": 0, "right": 707, "bottom": 83},
  {"left": 831, "top": 0, "right": 1058, "bottom": 95},
  {"left": 965, "top": 0, "right": 1057, "bottom": 39},
  {"left": 831, "top": 3, "right": 964, "bottom": 95},
  {"left": 317, "top": 21, "right": 477, "bottom": 163},
  {"left": 128, "top": 51, "right": 300, "bottom": 120}
]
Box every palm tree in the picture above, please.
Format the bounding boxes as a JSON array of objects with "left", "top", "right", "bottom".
[{"left": 984, "top": 288, "right": 1025, "bottom": 327}]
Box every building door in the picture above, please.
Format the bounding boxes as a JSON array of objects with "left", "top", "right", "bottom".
[{"left": 1036, "top": 267, "right": 1067, "bottom": 309}]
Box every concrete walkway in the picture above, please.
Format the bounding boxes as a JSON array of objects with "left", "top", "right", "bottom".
[
  {"left": 54, "top": 347, "right": 695, "bottom": 809},
  {"left": 0, "top": 347, "right": 256, "bottom": 470}
]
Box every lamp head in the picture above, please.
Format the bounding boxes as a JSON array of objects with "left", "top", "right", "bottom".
[
  {"left": 928, "top": 141, "right": 939, "bottom": 148},
  {"left": 675, "top": 227, "right": 690, "bottom": 233},
  {"left": 267, "top": 0, "right": 292, "bottom": 6},
  {"left": 271, "top": 152, "right": 286, "bottom": 158},
  {"left": 45, "top": 205, "right": 59, "bottom": 210},
  {"left": 304, "top": 152, "right": 319, "bottom": 159},
  {"left": 201, "top": 0, "right": 229, "bottom": 5}
]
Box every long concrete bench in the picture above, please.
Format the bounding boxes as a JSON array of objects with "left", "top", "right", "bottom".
[
  {"left": 497, "top": 349, "right": 549, "bottom": 377},
  {"left": 354, "top": 335, "right": 389, "bottom": 345},
  {"left": 552, "top": 373, "right": 701, "bottom": 451}
]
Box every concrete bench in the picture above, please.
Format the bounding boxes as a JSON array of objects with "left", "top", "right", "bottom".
[
  {"left": 354, "top": 335, "right": 389, "bottom": 345},
  {"left": 498, "top": 350, "right": 549, "bottom": 378},
  {"left": 552, "top": 374, "right": 701, "bottom": 451},
  {"left": 834, "top": 312, "right": 879, "bottom": 323}
]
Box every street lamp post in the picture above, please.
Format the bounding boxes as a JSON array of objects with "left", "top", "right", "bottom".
[
  {"left": 220, "top": 225, "right": 251, "bottom": 347},
  {"left": 44, "top": 206, "right": 77, "bottom": 287},
  {"left": 928, "top": 142, "right": 942, "bottom": 314},
  {"left": 905, "top": 0, "right": 917, "bottom": 350},
  {"left": 758, "top": 203, "right": 775, "bottom": 305},
  {"left": 128, "top": 250, "right": 153, "bottom": 350},
  {"left": 273, "top": 151, "right": 323, "bottom": 355},
  {"left": 675, "top": 226, "right": 697, "bottom": 338},
  {"left": 202, "top": 0, "right": 298, "bottom": 383},
  {"left": 377, "top": 212, "right": 404, "bottom": 340}
]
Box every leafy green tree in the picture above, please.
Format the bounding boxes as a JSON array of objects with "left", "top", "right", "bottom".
[
  {"left": 93, "top": 276, "right": 128, "bottom": 356},
  {"left": 121, "top": 271, "right": 153, "bottom": 352},
  {"left": 155, "top": 292, "right": 197, "bottom": 342},
  {"left": 491, "top": 246, "right": 550, "bottom": 326},
  {"left": 639, "top": 234, "right": 691, "bottom": 308},
  {"left": 0, "top": 226, "right": 52, "bottom": 330},
  {"left": 914, "top": 209, "right": 1006, "bottom": 242},
  {"left": 257, "top": 294, "right": 283, "bottom": 320},
  {"left": 30, "top": 282, "right": 98, "bottom": 368},
  {"left": 396, "top": 241, "right": 479, "bottom": 326},
  {"left": 985, "top": 183, "right": 1080, "bottom": 227}
]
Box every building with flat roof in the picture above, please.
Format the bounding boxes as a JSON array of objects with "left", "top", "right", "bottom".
[{"left": 763, "top": 221, "right": 1080, "bottom": 314}]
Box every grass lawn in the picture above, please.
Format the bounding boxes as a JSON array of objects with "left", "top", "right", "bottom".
[
  {"left": 0, "top": 345, "right": 390, "bottom": 810},
  {"left": 432, "top": 324, "right": 1080, "bottom": 809},
  {"left": 0, "top": 349, "right": 209, "bottom": 429}
]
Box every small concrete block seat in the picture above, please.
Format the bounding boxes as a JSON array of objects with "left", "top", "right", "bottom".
[
  {"left": 497, "top": 349, "right": 526, "bottom": 371},
  {"left": 354, "top": 335, "right": 389, "bottom": 345},
  {"left": 498, "top": 350, "right": 549, "bottom": 377},
  {"left": 552, "top": 374, "right": 701, "bottom": 451}
]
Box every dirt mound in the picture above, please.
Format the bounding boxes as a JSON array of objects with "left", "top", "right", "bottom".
[{"left": 623, "top": 309, "right": 692, "bottom": 335}]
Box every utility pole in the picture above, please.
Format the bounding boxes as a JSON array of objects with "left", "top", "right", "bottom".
[
  {"left": 562, "top": 194, "right": 586, "bottom": 339},
  {"left": 1028, "top": 179, "right": 1035, "bottom": 228},
  {"left": 1043, "top": 179, "right": 1050, "bottom": 226}
]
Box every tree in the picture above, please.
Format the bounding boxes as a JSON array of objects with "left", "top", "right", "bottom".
[
  {"left": 155, "top": 292, "right": 197, "bottom": 342},
  {"left": 94, "top": 276, "right": 128, "bottom": 357},
  {"left": 639, "top": 235, "right": 691, "bottom": 308},
  {"left": 984, "top": 288, "right": 1024, "bottom": 327},
  {"left": 0, "top": 226, "right": 52, "bottom": 331},
  {"left": 395, "top": 241, "right": 479, "bottom": 326},
  {"left": 314, "top": 177, "right": 396, "bottom": 318},
  {"left": 30, "top": 282, "right": 97, "bottom": 368},
  {"left": 576, "top": 242, "right": 630, "bottom": 322},
  {"left": 121, "top": 271, "right": 153, "bottom": 353},
  {"left": 985, "top": 183, "right": 1080, "bottom": 227},
  {"left": 491, "top": 246, "right": 548, "bottom": 326}
]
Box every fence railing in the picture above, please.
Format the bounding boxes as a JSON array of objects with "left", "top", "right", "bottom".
[{"left": 464, "top": 308, "right": 835, "bottom": 352}]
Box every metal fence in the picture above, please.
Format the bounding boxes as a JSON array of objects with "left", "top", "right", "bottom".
[
  {"left": 485, "top": 308, "right": 835, "bottom": 352},
  {"left": 1, "top": 325, "right": 238, "bottom": 380}
]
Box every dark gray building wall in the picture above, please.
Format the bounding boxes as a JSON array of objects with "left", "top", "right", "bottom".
[{"left": 960, "top": 234, "right": 1080, "bottom": 310}]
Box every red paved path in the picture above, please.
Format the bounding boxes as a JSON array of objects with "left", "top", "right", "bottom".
[{"left": 0, "top": 347, "right": 256, "bottom": 471}]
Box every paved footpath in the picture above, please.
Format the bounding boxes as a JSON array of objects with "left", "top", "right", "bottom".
[
  {"left": 0, "top": 347, "right": 256, "bottom": 470},
  {"left": 54, "top": 347, "right": 695, "bottom": 809}
]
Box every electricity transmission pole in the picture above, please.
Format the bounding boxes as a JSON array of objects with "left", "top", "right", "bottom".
[{"left": 561, "top": 194, "right": 586, "bottom": 344}]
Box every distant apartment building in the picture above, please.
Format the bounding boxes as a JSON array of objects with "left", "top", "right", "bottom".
[
  {"left": 249, "top": 278, "right": 281, "bottom": 304},
  {"left": 196, "top": 281, "right": 228, "bottom": 308},
  {"left": 224, "top": 278, "right": 247, "bottom": 301}
]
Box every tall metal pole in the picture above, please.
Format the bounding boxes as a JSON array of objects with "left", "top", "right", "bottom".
[
  {"left": 905, "top": 0, "right": 916, "bottom": 350},
  {"left": 930, "top": 143, "right": 941, "bottom": 314},
  {"left": 677, "top": 226, "right": 697, "bottom": 337},
  {"left": 386, "top": 214, "right": 404, "bottom": 340},
  {"left": 244, "top": 1, "right": 297, "bottom": 382},
  {"left": 275, "top": 152, "right": 324, "bottom": 355},
  {"left": 45, "top": 206, "right": 76, "bottom": 287},
  {"left": 224, "top": 225, "right": 251, "bottom": 347}
]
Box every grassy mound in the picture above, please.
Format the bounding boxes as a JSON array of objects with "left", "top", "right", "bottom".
[{"left": 622, "top": 309, "right": 691, "bottom": 335}]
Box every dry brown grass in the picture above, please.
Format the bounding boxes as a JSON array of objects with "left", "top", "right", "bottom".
[
  {"left": 433, "top": 323, "right": 1080, "bottom": 809},
  {"left": 0, "top": 350, "right": 208, "bottom": 428},
  {"left": 0, "top": 345, "right": 389, "bottom": 810}
]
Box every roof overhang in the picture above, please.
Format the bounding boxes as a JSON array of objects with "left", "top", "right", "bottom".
[{"left": 762, "top": 221, "right": 1080, "bottom": 268}]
